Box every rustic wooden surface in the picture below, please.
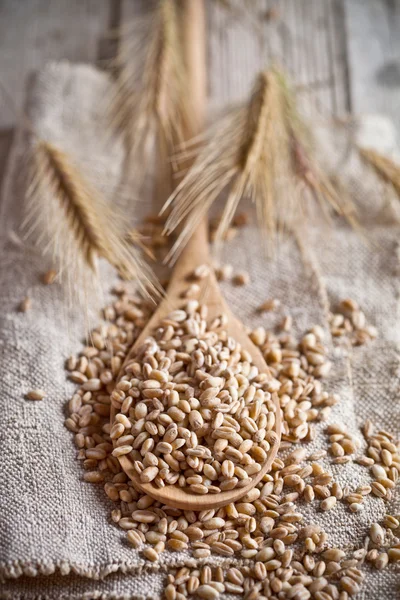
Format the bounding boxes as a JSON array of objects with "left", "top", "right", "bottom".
[{"left": 0, "top": 0, "right": 399, "bottom": 192}]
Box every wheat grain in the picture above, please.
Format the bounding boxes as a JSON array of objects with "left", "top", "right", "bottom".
[
  {"left": 111, "top": 300, "right": 276, "bottom": 494},
  {"left": 63, "top": 284, "right": 399, "bottom": 599},
  {"left": 19, "top": 296, "right": 32, "bottom": 312},
  {"left": 42, "top": 269, "right": 57, "bottom": 284},
  {"left": 25, "top": 389, "right": 46, "bottom": 401},
  {"left": 257, "top": 298, "right": 280, "bottom": 312},
  {"left": 232, "top": 272, "right": 250, "bottom": 286},
  {"left": 330, "top": 298, "right": 377, "bottom": 346},
  {"left": 388, "top": 548, "right": 400, "bottom": 562},
  {"left": 320, "top": 496, "right": 336, "bottom": 511}
]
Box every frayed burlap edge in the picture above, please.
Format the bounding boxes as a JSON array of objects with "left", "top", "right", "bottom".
[{"left": 0, "top": 555, "right": 253, "bottom": 584}]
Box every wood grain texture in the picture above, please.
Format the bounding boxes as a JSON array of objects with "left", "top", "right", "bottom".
[
  {"left": 0, "top": 0, "right": 110, "bottom": 129},
  {"left": 345, "top": 0, "right": 400, "bottom": 134},
  {"left": 121, "top": 0, "right": 350, "bottom": 117},
  {"left": 206, "top": 0, "right": 351, "bottom": 117},
  {"left": 1, "top": 0, "right": 399, "bottom": 189}
]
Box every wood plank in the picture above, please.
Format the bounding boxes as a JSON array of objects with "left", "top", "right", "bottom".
[
  {"left": 207, "top": 0, "right": 350, "bottom": 117},
  {"left": 345, "top": 0, "right": 400, "bottom": 131},
  {"left": 0, "top": 0, "right": 111, "bottom": 130},
  {"left": 327, "top": 0, "right": 351, "bottom": 114},
  {"left": 0, "top": 0, "right": 115, "bottom": 190},
  {"left": 123, "top": 0, "right": 350, "bottom": 116}
]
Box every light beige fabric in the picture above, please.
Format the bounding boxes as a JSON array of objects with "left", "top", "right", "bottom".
[{"left": 0, "top": 62, "right": 399, "bottom": 599}]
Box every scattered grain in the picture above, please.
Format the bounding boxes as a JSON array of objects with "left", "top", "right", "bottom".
[
  {"left": 370, "top": 523, "right": 385, "bottom": 546},
  {"left": 25, "top": 389, "right": 46, "bottom": 401},
  {"left": 232, "top": 272, "right": 250, "bottom": 286},
  {"left": 62, "top": 282, "right": 398, "bottom": 600},
  {"left": 19, "top": 296, "right": 32, "bottom": 312},
  {"left": 42, "top": 269, "right": 57, "bottom": 284},
  {"left": 257, "top": 299, "right": 280, "bottom": 312}
]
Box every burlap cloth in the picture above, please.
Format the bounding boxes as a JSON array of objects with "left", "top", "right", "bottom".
[{"left": 0, "top": 62, "right": 399, "bottom": 599}]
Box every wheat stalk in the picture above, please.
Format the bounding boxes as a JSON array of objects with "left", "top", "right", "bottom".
[
  {"left": 162, "top": 67, "right": 356, "bottom": 264},
  {"left": 24, "top": 140, "right": 161, "bottom": 301},
  {"left": 108, "top": 0, "right": 191, "bottom": 191},
  {"left": 126, "top": 228, "right": 156, "bottom": 260},
  {"left": 359, "top": 147, "right": 400, "bottom": 198}
]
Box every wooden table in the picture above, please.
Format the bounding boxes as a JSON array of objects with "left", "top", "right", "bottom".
[{"left": 0, "top": 0, "right": 399, "bottom": 191}]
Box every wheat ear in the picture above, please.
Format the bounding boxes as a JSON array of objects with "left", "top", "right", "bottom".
[
  {"left": 359, "top": 147, "right": 400, "bottom": 198},
  {"left": 162, "top": 67, "right": 356, "bottom": 264},
  {"left": 24, "top": 140, "right": 162, "bottom": 301},
  {"left": 108, "top": 0, "right": 191, "bottom": 191}
]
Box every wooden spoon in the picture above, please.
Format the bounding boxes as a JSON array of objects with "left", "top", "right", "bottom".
[{"left": 110, "top": 0, "right": 281, "bottom": 511}]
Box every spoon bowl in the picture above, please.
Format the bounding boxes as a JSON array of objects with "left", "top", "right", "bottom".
[{"left": 110, "top": 221, "right": 281, "bottom": 511}]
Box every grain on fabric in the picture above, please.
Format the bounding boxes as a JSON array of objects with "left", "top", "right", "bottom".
[{"left": 62, "top": 284, "right": 399, "bottom": 599}]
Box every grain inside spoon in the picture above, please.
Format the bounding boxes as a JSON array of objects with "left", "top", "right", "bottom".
[{"left": 110, "top": 0, "right": 281, "bottom": 511}]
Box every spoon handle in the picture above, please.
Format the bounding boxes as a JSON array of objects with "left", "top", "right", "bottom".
[
  {"left": 163, "top": 0, "right": 210, "bottom": 298},
  {"left": 181, "top": 0, "right": 207, "bottom": 140}
]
